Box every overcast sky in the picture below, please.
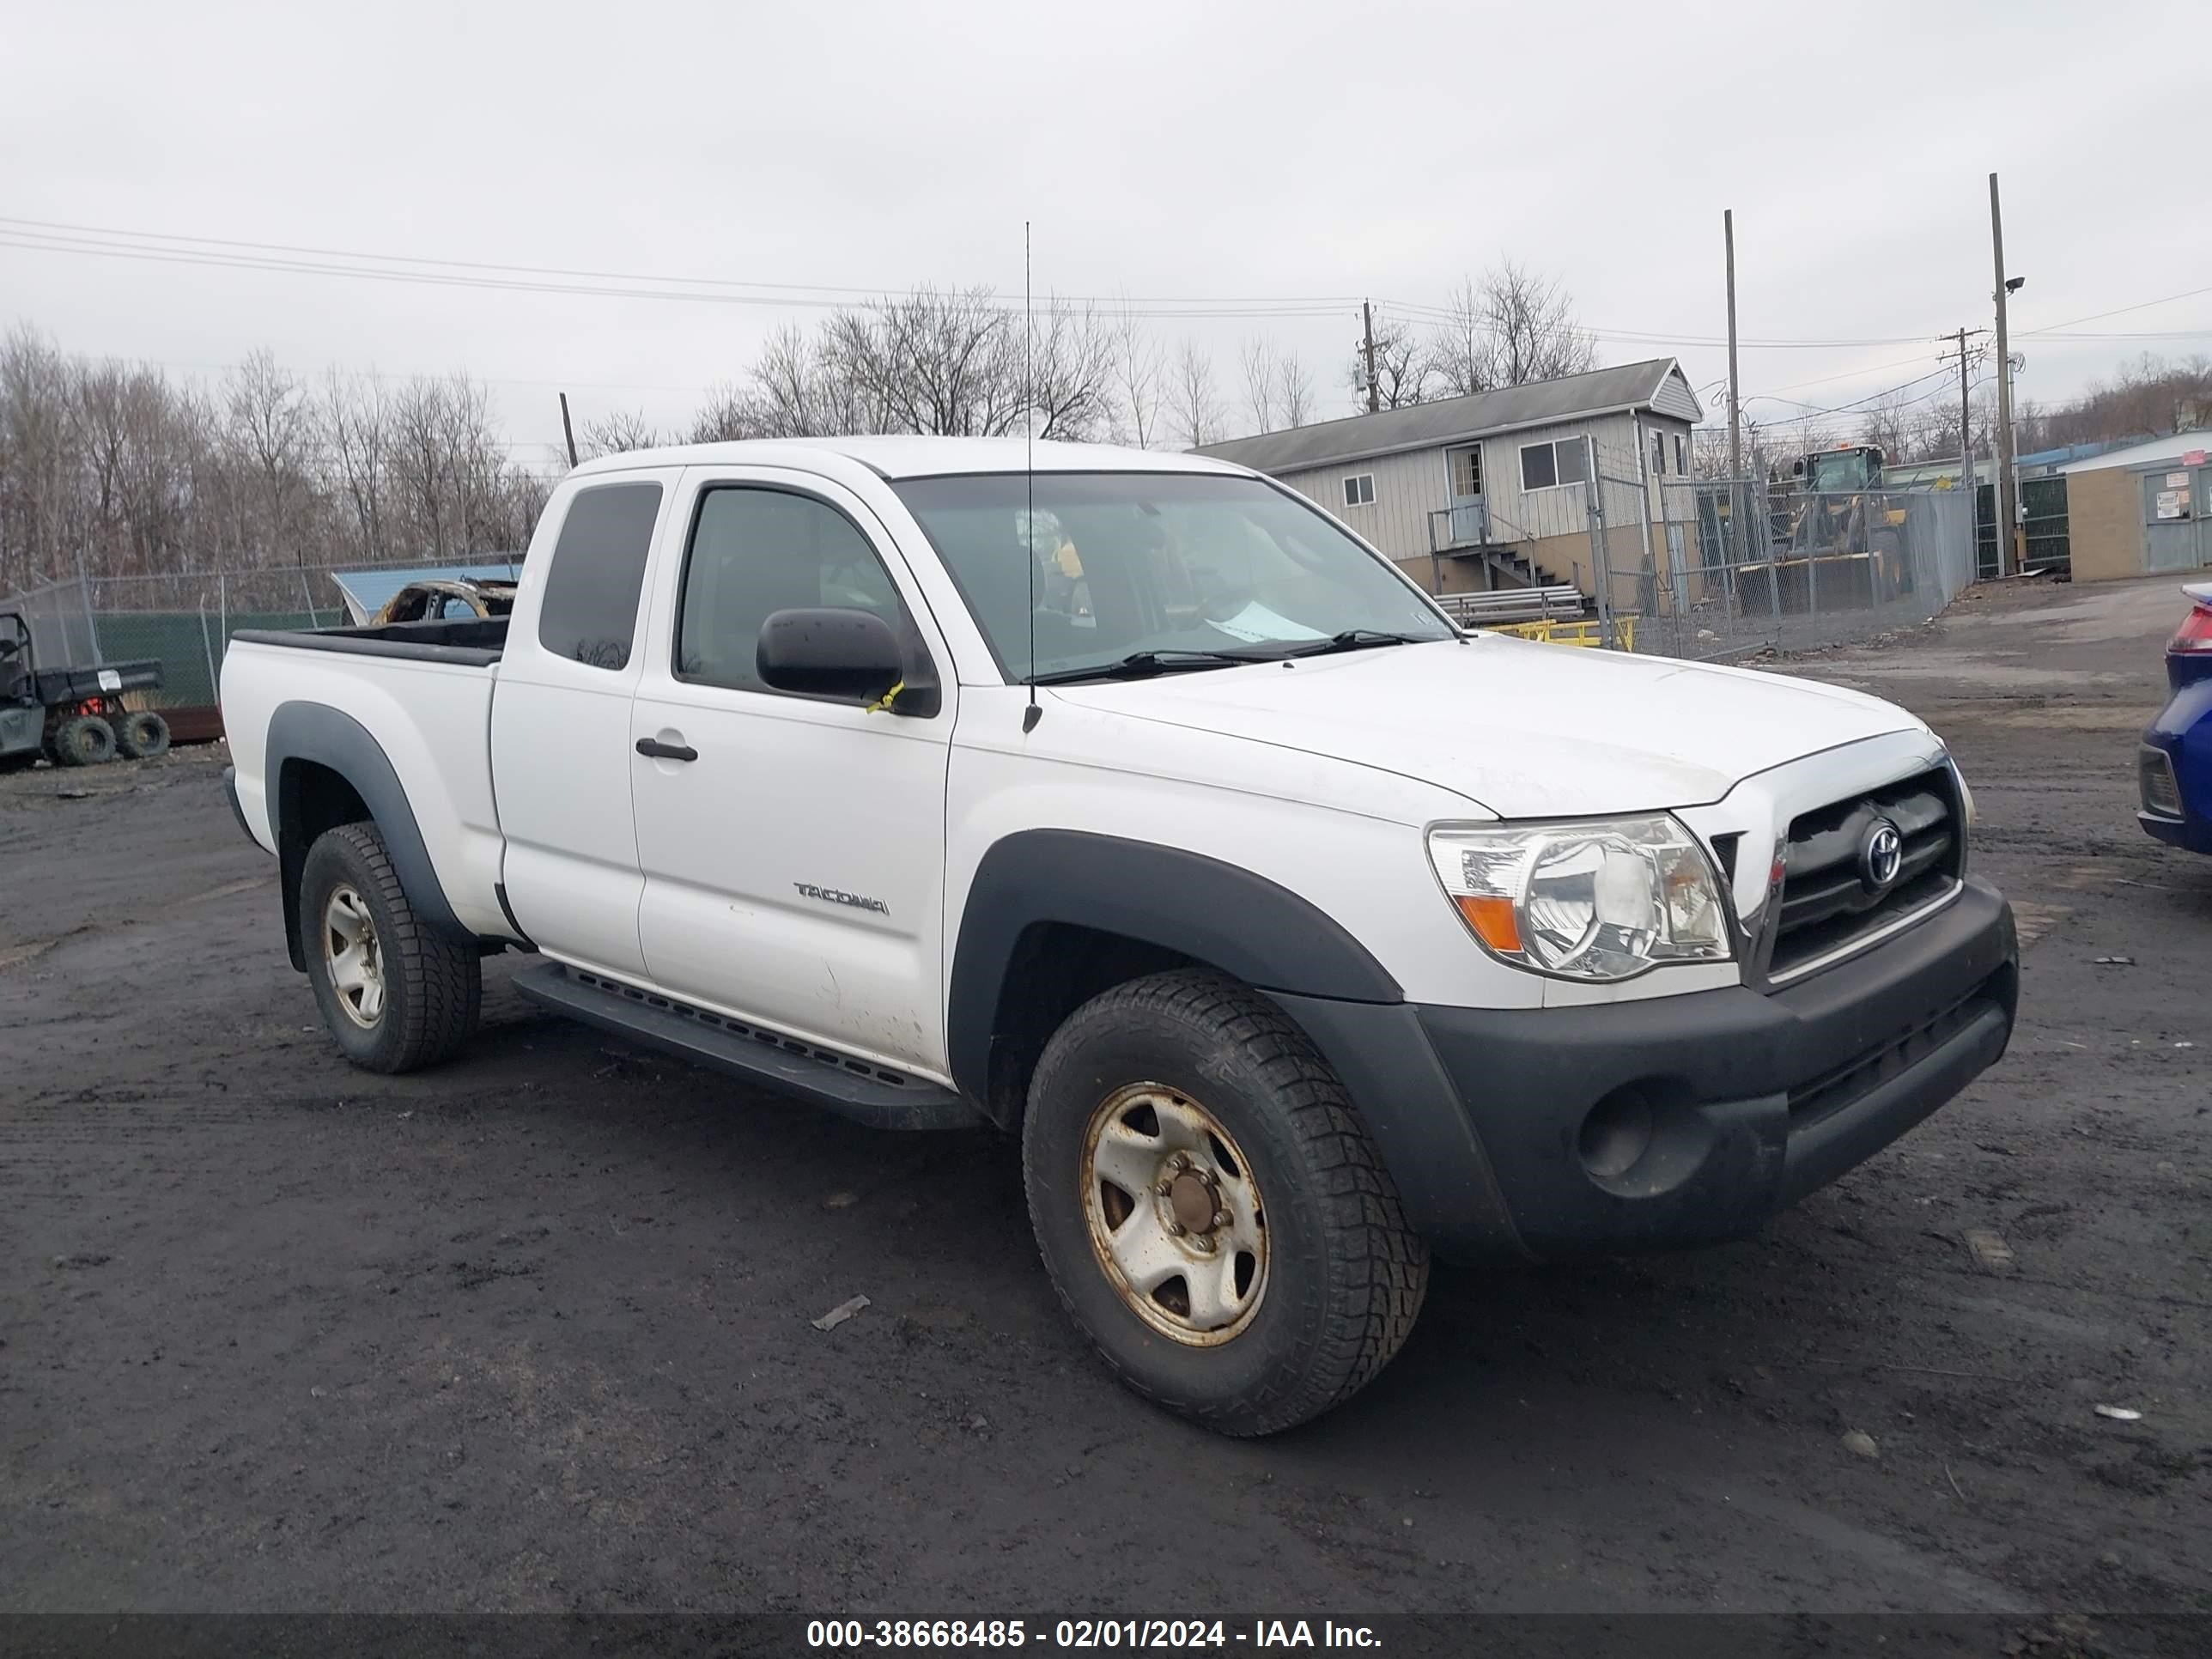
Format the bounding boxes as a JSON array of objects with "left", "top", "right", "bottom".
[{"left": 5, "top": 0, "right": 2206, "bottom": 468}]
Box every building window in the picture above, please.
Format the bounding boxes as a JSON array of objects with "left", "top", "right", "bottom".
[
  {"left": 1652, "top": 430, "right": 1666, "bottom": 476},
  {"left": 1342, "top": 473, "right": 1375, "bottom": 507},
  {"left": 1519, "top": 437, "right": 1589, "bottom": 492},
  {"left": 1674, "top": 433, "right": 1687, "bottom": 475}
]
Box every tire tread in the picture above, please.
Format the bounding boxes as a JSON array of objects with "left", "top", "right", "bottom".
[
  {"left": 307, "top": 823, "right": 481, "bottom": 1073},
  {"left": 1024, "top": 969, "right": 1427, "bottom": 1436}
]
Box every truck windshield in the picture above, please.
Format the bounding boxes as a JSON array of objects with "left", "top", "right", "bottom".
[
  {"left": 1808, "top": 451, "right": 1878, "bottom": 493},
  {"left": 890, "top": 471, "right": 1455, "bottom": 682}
]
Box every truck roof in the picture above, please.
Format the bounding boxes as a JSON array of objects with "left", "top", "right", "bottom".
[{"left": 567, "top": 435, "right": 1253, "bottom": 482}]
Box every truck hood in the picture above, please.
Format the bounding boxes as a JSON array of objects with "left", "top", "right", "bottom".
[{"left": 1048, "top": 635, "right": 1923, "bottom": 819}]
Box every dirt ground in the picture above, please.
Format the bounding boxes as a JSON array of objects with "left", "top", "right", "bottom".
[{"left": 2, "top": 574, "right": 2206, "bottom": 1625}]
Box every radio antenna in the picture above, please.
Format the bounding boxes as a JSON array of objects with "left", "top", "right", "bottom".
[{"left": 1021, "top": 220, "right": 1042, "bottom": 733}]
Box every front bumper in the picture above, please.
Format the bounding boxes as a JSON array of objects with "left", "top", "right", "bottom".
[{"left": 1275, "top": 877, "right": 2018, "bottom": 1262}]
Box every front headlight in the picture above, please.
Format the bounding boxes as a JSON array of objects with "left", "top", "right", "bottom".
[{"left": 1427, "top": 816, "right": 1732, "bottom": 981}]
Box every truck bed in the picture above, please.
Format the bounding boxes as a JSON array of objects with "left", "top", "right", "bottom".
[{"left": 229, "top": 615, "right": 508, "bottom": 665}]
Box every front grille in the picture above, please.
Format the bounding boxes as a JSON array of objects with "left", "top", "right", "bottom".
[{"left": 1766, "top": 767, "right": 1962, "bottom": 982}]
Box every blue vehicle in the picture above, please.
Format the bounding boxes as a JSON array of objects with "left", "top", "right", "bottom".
[{"left": 2140, "top": 581, "right": 2212, "bottom": 854}]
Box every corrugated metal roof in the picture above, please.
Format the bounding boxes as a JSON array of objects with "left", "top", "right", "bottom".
[
  {"left": 2056, "top": 432, "right": 2212, "bottom": 475},
  {"left": 1192, "top": 357, "right": 1692, "bottom": 476},
  {"left": 330, "top": 560, "right": 526, "bottom": 623}
]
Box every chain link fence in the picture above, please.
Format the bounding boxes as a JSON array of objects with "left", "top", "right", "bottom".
[
  {"left": 1579, "top": 466, "right": 1978, "bottom": 663},
  {"left": 3, "top": 564, "right": 413, "bottom": 715}
]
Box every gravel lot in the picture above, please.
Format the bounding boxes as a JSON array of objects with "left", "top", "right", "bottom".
[{"left": 3, "top": 575, "right": 2206, "bottom": 1625}]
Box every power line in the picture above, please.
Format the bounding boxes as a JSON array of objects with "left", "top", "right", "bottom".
[
  {"left": 0, "top": 216, "right": 1359, "bottom": 319},
  {"left": 1747, "top": 360, "right": 1961, "bottom": 417},
  {"left": 1743, "top": 350, "right": 1949, "bottom": 399},
  {"left": 1750, "top": 374, "right": 1991, "bottom": 429},
  {"left": 2017, "top": 282, "right": 2212, "bottom": 337}
]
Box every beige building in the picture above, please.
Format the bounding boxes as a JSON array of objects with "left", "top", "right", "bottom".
[
  {"left": 2061, "top": 434, "right": 2212, "bottom": 582},
  {"left": 1194, "top": 358, "right": 1705, "bottom": 600}
]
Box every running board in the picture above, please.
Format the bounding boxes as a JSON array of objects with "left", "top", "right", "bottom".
[{"left": 510, "top": 963, "right": 978, "bottom": 1132}]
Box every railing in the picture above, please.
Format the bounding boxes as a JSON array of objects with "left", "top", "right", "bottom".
[
  {"left": 1492, "top": 616, "right": 1635, "bottom": 651},
  {"left": 1434, "top": 586, "right": 1586, "bottom": 628},
  {"left": 1426, "top": 500, "right": 1492, "bottom": 552}
]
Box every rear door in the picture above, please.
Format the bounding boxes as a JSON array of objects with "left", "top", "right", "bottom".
[
  {"left": 491, "top": 474, "right": 672, "bottom": 978},
  {"left": 629, "top": 467, "right": 956, "bottom": 1077}
]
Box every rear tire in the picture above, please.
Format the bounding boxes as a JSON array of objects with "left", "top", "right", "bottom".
[
  {"left": 114, "top": 709, "right": 170, "bottom": 760},
  {"left": 297, "top": 822, "right": 482, "bottom": 1073},
  {"left": 1021, "top": 969, "right": 1427, "bottom": 1437},
  {"left": 52, "top": 715, "right": 115, "bottom": 767}
]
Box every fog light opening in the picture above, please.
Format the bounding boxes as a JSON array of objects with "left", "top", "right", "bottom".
[{"left": 1578, "top": 1088, "right": 1656, "bottom": 1182}]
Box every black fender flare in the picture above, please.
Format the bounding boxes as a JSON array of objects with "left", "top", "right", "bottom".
[
  {"left": 945, "top": 829, "right": 1403, "bottom": 1108},
  {"left": 267, "top": 700, "right": 476, "bottom": 970}
]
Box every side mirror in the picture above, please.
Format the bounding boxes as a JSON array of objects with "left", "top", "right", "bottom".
[{"left": 757, "top": 607, "right": 905, "bottom": 703}]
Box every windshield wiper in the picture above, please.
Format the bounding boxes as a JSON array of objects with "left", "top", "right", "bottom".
[
  {"left": 1029, "top": 649, "right": 1264, "bottom": 686},
  {"left": 1277, "top": 629, "right": 1428, "bottom": 659}
]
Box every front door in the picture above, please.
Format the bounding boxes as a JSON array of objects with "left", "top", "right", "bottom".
[
  {"left": 629, "top": 469, "right": 956, "bottom": 1079},
  {"left": 2145, "top": 469, "right": 2202, "bottom": 572},
  {"left": 1445, "top": 445, "right": 1486, "bottom": 545}
]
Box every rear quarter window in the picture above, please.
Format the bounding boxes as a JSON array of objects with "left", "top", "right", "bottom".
[{"left": 536, "top": 482, "right": 664, "bottom": 670}]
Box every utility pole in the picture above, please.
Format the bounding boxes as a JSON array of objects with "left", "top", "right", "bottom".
[
  {"left": 1989, "top": 173, "right": 2017, "bottom": 578},
  {"left": 1361, "top": 301, "right": 1380, "bottom": 415},
  {"left": 558, "top": 392, "right": 580, "bottom": 468},
  {"left": 1724, "top": 210, "right": 1742, "bottom": 481}
]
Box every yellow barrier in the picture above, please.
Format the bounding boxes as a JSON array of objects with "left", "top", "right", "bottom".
[{"left": 1492, "top": 617, "right": 1635, "bottom": 652}]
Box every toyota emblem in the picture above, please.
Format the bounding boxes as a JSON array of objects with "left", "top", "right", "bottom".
[{"left": 1861, "top": 819, "right": 1904, "bottom": 891}]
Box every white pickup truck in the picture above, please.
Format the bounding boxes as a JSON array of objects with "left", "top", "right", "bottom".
[{"left": 221, "top": 437, "right": 2017, "bottom": 1434}]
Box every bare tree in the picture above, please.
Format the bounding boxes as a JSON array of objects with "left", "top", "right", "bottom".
[
  {"left": 322, "top": 371, "right": 393, "bottom": 564},
  {"left": 1, "top": 326, "right": 91, "bottom": 588},
  {"left": 1465, "top": 260, "right": 1597, "bottom": 388},
  {"left": 1026, "top": 301, "right": 1115, "bottom": 441},
  {"left": 222, "top": 349, "right": 316, "bottom": 563},
  {"left": 1427, "top": 278, "right": 1492, "bottom": 399},
  {"left": 1240, "top": 337, "right": 1278, "bottom": 434},
  {"left": 1169, "top": 339, "right": 1224, "bottom": 448},
  {"left": 1274, "top": 351, "right": 1315, "bottom": 428},
  {"left": 0, "top": 331, "right": 550, "bottom": 585},
  {"left": 1349, "top": 317, "right": 1434, "bottom": 411},
  {"left": 746, "top": 323, "right": 878, "bottom": 438},
  {"left": 1109, "top": 307, "right": 1164, "bottom": 448},
  {"left": 825, "top": 285, "right": 1020, "bottom": 437},
  {"left": 576, "top": 408, "right": 659, "bottom": 459},
  {"left": 684, "top": 381, "right": 763, "bottom": 444}
]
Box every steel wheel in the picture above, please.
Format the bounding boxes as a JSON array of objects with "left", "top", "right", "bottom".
[
  {"left": 321, "top": 884, "right": 386, "bottom": 1029},
  {"left": 1081, "top": 1082, "right": 1268, "bottom": 1346}
]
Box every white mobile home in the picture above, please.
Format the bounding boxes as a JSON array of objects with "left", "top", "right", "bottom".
[{"left": 1194, "top": 357, "right": 1705, "bottom": 599}]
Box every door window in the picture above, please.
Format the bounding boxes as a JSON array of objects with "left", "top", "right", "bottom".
[
  {"left": 535, "top": 483, "right": 663, "bottom": 670},
  {"left": 675, "top": 486, "right": 910, "bottom": 695},
  {"left": 1449, "top": 447, "right": 1482, "bottom": 498}
]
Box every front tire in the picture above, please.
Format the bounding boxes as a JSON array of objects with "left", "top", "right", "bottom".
[
  {"left": 52, "top": 715, "right": 115, "bottom": 767},
  {"left": 297, "top": 822, "right": 482, "bottom": 1073},
  {"left": 1022, "top": 969, "right": 1427, "bottom": 1436}
]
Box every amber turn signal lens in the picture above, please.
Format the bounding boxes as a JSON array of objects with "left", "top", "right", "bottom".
[{"left": 1453, "top": 894, "right": 1522, "bottom": 953}]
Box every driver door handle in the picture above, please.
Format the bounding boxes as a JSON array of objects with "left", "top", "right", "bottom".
[{"left": 635, "top": 737, "right": 697, "bottom": 763}]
